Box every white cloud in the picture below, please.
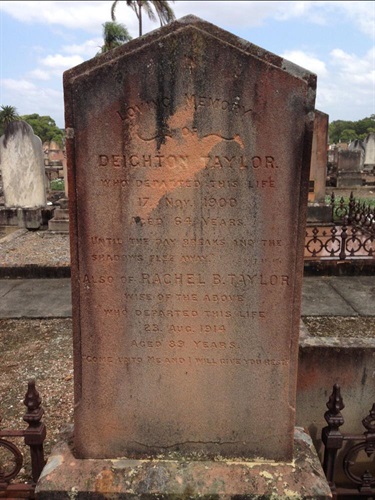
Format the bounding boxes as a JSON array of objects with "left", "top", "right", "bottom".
[
  {"left": 336, "top": 1, "right": 375, "bottom": 39},
  {"left": 2, "top": 79, "right": 37, "bottom": 91},
  {"left": 0, "top": 1, "right": 111, "bottom": 33},
  {"left": 330, "top": 47, "right": 375, "bottom": 86},
  {"left": 273, "top": 1, "right": 327, "bottom": 23},
  {"left": 318, "top": 47, "right": 374, "bottom": 119},
  {"left": 281, "top": 50, "right": 328, "bottom": 77},
  {"left": 280, "top": 44, "right": 375, "bottom": 120},
  {"left": 24, "top": 54, "right": 85, "bottom": 85},
  {"left": 1, "top": 1, "right": 374, "bottom": 40},
  {"left": 41, "top": 54, "right": 84, "bottom": 70},
  {"left": 62, "top": 38, "right": 102, "bottom": 58},
  {"left": 273, "top": 1, "right": 375, "bottom": 38},
  {"left": 1, "top": 78, "right": 63, "bottom": 122},
  {"left": 172, "top": 1, "right": 282, "bottom": 28},
  {"left": 28, "top": 69, "right": 51, "bottom": 81}
]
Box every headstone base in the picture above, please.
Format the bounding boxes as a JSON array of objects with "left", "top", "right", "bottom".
[
  {"left": 36, "top": 426, "right": 331, "bottom": 499},
  {"left": 307, "top": 203, "right": 332, "bottom": 223},
  {"left": 336, "top": 173, "right": 364, "bottom": 188},
  {"left": 0, "top": 207, "right": 44, "bottom": 229},
  {"left": 48, "top": 208, "right": 70, "bottom": 233}
]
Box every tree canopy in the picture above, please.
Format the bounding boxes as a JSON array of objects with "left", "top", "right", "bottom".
[
  {"left": 111, "top": 0, "right": 175, "bottom": 37},
  {"left": 21, "top": 113, "right": 64, "bottom": 146},
  {"left": 0, "top": 105, "right": 19, "bottom": 135},
  {"left": 97, "top": 21, "right": 132, "bottom": 54},
  {"left": 329, "top": 115, "right": 375, "bottom": 144}
]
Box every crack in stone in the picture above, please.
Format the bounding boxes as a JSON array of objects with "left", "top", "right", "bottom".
[{"left": 132, "top": 440, "right": 242, "bottom": 449}]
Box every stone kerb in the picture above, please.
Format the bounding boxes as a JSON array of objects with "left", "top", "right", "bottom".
[{"left": 64, "top": 15, "right": 316, "bottom": 463}]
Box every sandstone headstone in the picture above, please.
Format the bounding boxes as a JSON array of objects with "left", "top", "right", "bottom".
[
  {"left": 64, "top": 16, "right": 316, "bottom": 462},
  {"left": 349, "top": 138, "right": 365, "bottom": 165},
  {"left": 0, "top": 121, "right": 46, "bottom": 208},
  {"left": 309, "top": 110, "right": 328, "bottom": 203},
  {"left": 337, "top": 150, "right": 363, "bottom": 187},
  {"left": 338, "top": 150, "right": 362, "bottom": 173},
  {"left": 62, "top": 157, "right": 68, "bottom": 198}
]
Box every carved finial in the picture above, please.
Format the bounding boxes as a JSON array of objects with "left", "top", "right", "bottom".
[
  {"left": 327, "top": 384, "right": 345, "bottom": 414},
  {"left": 360, "top": 470, "right": 374, "bottom": 492},
  {"left": 362, "top": 403, "right": 375, "bottom": 433},
  {"left": 24, "top": 380, "right": 41, "bottom": 412},
  {"left": 325, "top": 384, "right": 345, "bottom": 429},
  {"left": 362, "top": 403, "right": 375, "bottom": 457},
  {"left": 23, "top": 379, "right": 44, "bottom": 426}
]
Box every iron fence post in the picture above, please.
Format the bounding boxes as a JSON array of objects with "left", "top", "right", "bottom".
[
  {"left": 339, "top": 217, "right": 348, "bottom": 260},
  {"left": 322, "top": 384, "right": 345, "bottom": 497},
  {"left": 23, "top": 380, "right": 46, "bottom": 483}
]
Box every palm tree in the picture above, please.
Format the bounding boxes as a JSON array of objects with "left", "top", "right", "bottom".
[
  {"left": 0, "top": 105, "right": 19, "bottom": 135},
  {"left": 111, "top": 0, "right": 175, "bottom": 37},
  {"left": 98, "top": 21, "right": 132, "bottom": 54}
]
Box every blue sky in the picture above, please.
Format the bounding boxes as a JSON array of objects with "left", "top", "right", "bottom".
[{"left": 0, "top": 1, "right": 374, "bottom": 128}]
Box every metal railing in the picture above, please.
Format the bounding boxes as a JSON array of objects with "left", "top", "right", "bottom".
[
  {"left": 305, "top": 192, "right": 375, "bottom": 262},
  {"left": 331, "top": 192, "right": 375, "bottom": 233},
  {"left": 322, "top": 384, "right": 375, "bottom": 498},
  {"left": 0, "top": 380, "right": 46, "bottom": 499}
]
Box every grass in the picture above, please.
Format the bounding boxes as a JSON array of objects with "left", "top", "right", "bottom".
[
  {"left": 325, "top": 194, "right": 375, "bottom": 208},
  {"left": 50, "top": 179, "right": 65, "bottom": 191}
]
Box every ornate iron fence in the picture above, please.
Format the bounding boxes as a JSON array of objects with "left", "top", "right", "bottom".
[
  {"left": 0, "top": 380, "right": 46, "bottom": 498},
  {"left": 305, "top": 220, "right": 374, "bottom": 261},
  {"left": 305, "top": 192, "right": 375, "bottom": 262},
  {"left": 322, "top": 384, "right": 375, "bottom": 498},
  {"left": 330, "top": 192, "right": 375, "bottom": 234}
]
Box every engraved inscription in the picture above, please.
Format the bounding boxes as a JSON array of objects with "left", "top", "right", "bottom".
[
  {"left": 82, "top": 355, "right": 290, "bottom": 367},
  {"left": 84, "top": 92, "right": 293, "bottom": 386},
  {"left": 98, "top": 154, "right": 280, "bottom": 171},
  {"left": 84, "top": 272, "right": 289, "bottom": 288},
  {"left": 141, "top": 273, "right": 289, "bottom": 286},
  {"left": 184, "top": 94, "right": 252, "bottom": 115}
]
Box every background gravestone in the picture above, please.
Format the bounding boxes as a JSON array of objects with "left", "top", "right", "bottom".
[
  {"left": 364, "top": 133, "right": 375, "bottom": 171},
  {"left": 64, "top": 16, "right": 316, "bottom": 462},
  {"left": 337, "top": 150, "right": 363, "bottom": 187},
  {"left": 0, "top": 121, "right": 46, "bottom": 208},
  {"left": 309, "top": 110, "right": 328, "bottom": 203}
]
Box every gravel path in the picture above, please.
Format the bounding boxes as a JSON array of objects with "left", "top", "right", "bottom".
[
  {"left": 0, "top": 229, "right": 70, "bottom": 268},
  {"left": 0, "top": 319, "right": 73, "bottom": 483}
]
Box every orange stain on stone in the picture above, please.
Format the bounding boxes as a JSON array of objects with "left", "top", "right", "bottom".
[
  {"left": 94, "top": 469, "right": 122, "bottom": 493},
  {"left": 131, "top": 105, "right": 244, "bottom": 217}
]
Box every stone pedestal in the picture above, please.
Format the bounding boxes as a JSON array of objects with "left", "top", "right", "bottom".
[
  {"left": 36, "top": 426, "right": 331, "bottom": 499},
  {"left": 0, "top": 207, "right": 44, "bottom": 229},
  {"left": 48, "top": 208, "right": 69, "bottom": 233},
  {"left": 307, "top": 204, "right": 332, "bottom": 223}
]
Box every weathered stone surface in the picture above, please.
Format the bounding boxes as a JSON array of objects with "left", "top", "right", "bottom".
[
  {"left": 309, "top": 110, "right": 328, "bottom": 203},
  {"left": 337, "top": 150, "right": 362, "bottom": 173},
  {"left": 364, "top": 133, "right": 375, "bottom": 170},
  {"left": 36, "top": 426, "right": 331, "bottom": 499},
  {"left": 64, "top": 16, "right": 316, "bottom": 461},
  {"left": 0, "top": 207, "right": 43, "bottom": 228},
  {"left": 0, "top": 121, "right": 46, "bottom": 208}
]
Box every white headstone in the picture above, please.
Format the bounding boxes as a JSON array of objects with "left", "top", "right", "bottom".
[
  {"left": 364, "top": 133, "right": 375, "bottom": 170},
  {"left": 0, "top": 121, "right": 46, "bottom": 208}
]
